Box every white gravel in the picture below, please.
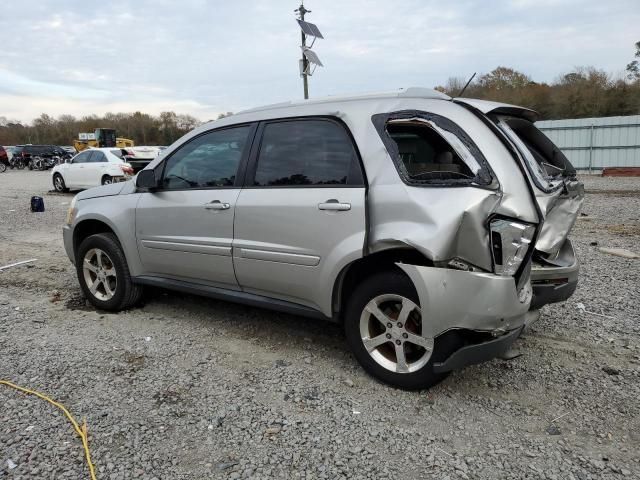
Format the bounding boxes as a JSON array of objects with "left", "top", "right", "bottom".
[{"left": 1, "top": 169, "right": 639, "bottom": 479}]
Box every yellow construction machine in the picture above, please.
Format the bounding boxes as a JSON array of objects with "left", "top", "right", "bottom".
[{"left": 74, "top": 128, "right": 134, "bottom": 152}]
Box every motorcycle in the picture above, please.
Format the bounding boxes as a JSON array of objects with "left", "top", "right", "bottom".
[
  {"left": 9, "top": 156, "right": 27, "bottom": 170},
  {"left": 28, "top": 156, "right": 47, "bottom": 171}
]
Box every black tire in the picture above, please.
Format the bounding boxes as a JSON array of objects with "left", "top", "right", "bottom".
[
  {"left": 53, "top": 174, "right": 69, "bottom": 193},
  {"left": 101, "top": 175, "right": 113, "bottom": 185},
  {"left": 17, "top": 160, "right": 25, "bottom": 170},
  {"left": 344, "top": 270, "right": 462, "bottom": 390},
  {"left": 76, "top": 233, "right": 143, "bottom": 311},
  {"left": 0, "top": 163, "right": 6, "bottom": 173}
]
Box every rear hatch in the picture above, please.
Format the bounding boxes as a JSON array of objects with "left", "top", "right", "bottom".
[{"left": 455, "top": 98, "right": 584, "bottom": 259}]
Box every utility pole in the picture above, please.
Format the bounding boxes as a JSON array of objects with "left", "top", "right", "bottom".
[{"left": 297, "top": 2, "right": 310, "bottom": 99}]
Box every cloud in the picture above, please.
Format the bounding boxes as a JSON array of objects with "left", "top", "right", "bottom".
[{"left": 1, "top": 0, "right": 638, "bottom": 122}]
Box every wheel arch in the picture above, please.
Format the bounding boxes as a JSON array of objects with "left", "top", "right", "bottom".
[
  {"left": 73, "top": 218, "right": 120, "bottom": 258},
  {"left": 332, "top": 247, "right": 433, "bottom": 321}
]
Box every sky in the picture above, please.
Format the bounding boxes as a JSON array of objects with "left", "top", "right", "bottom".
[{"left": 1, "top": 0, "right": 639, "bottom": 123}]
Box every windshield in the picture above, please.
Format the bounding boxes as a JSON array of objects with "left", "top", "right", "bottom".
[{"left": 494, "top": 116, "right": 575, "bottom": 192}]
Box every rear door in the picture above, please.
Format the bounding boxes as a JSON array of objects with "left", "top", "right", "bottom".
[
  {"left": 84, "top": 150, "right": 109, "bottom": 186},
  {"left": 135, "top": 124, "right": 255, "bottom": 288},
  {"left": 233, "top": 118, "right": 367, "bottom": 315}
]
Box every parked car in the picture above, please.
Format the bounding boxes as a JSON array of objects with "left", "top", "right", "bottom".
[
  {"left": 13, "top": 144, "right": 68, "bottom": 162},
  {"left": 0, "top": 146, "right": 8, "bottom": 172},
  {"left": 62, "top": 88, "right": 583, "bottom": 389},
  {"left": 51, "top": 148, "right": 134, "bottom": 192},
  {"left": 3, "top": 146, "right": 15, "bottom": 160},
  {"left": 60, "top": 146, "right": 77, "bottom": 155},
  {"left": 121, "top": 146, "right": 162, "bottom": 172}
]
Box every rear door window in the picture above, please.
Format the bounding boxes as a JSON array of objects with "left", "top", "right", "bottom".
[
  {"left": 88, "top": 151, "right": 107, "bottom": 163},
  {"left": 252, "top": 119, "right": 362, "bottom": 186}
]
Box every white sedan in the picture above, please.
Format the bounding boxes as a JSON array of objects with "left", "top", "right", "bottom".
[{"left": 51, "top": 148, "right": 134, "bottom": 192}]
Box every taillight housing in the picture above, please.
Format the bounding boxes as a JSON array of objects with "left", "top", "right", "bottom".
[
  {"left": 119, "top": 163, "right": 134, "bottom": 175},
  {"left": 489, "top": 218, "right": 535, "bottom": 276}
]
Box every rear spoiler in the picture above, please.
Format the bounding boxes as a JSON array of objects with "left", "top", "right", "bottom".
[{"left": 453, "top": 98, "right": 539, "bottom": 123}]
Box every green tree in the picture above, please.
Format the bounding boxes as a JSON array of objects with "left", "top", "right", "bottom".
[{"left": 626, "top": 41, "right": 640, "bottom": 81}]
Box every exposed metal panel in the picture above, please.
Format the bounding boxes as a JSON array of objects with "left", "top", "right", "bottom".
[{"left": 537, "top": 115, "right": 640, "bottom": 169}]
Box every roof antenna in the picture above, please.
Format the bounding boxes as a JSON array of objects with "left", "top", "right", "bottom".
[{"left": 457, "top": 72, "right": 476, "bottom": 98}]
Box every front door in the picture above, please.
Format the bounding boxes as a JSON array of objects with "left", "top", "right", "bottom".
[
  {"left": 66, "top": 150, "right": 92, "bottom": 187},
  {"left": 135, "top": 124, "right": 255, "bottom": 288},
  {"left": 233, "top": 118, "right": 367, "bottom": 315}
]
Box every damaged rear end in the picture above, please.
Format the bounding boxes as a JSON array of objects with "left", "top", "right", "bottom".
[
  {"left": 367, "top": 102, "right": 545, "bottom": 375},
  {"left": 471, "top": 102, "right": 584, "bottom": 310}
]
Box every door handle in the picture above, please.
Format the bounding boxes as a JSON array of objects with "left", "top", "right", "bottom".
[
  {"left": 204, "top": 200, "right": 230, "bottom": 210},
  {"left": 318, "top": 199, "right": 351, "bottom": 211}
]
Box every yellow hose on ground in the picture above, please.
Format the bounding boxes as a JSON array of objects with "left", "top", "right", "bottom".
[{"left": 0, "top": 380, "right": 97, "bottom": 480}]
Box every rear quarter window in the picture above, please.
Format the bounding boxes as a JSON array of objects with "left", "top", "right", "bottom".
[{"left": 372, "top": 111, "right": 494, "bottom": 188}]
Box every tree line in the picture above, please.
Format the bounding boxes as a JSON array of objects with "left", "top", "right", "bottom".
[
  {"left": 1, "top": 42, "right": 639, "bottom": 146},
  {"left": 0, "top": 111, "right": 210, "bottom": 147},
  {"left": 435, "top": 42, "right": 640, "bottom": 120}
]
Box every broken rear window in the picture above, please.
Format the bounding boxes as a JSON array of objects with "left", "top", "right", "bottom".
[
  {"left": 386, "top": 121, "right": 478, "bottom": 182},
  {"left": 495, "top": 116, "right": 575, "bottom": 191}
]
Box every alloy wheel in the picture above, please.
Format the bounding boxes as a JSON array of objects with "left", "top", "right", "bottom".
[
  {"left": 82, "top": 248, "right": 117, "bottom": 301},
  {"left": 359, "top": 294, "right": 434, "bottom": 373}
]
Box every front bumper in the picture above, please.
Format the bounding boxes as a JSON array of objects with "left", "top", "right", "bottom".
[
  {"left": 63, "top": 225, "right": 75, "bottom": 264},
  {"left": 530, "top": 239, "right": 579, "bottom": 310}
]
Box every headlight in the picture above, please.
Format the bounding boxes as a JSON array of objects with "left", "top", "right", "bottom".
[
  {"left": 489, "top": 218, "right": 535, "bottom": 276},
  {"left": 65, "top": 196, "right": 78, "bottom": 225}
]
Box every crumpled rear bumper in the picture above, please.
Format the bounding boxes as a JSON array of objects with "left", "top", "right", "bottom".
[
  {"left": 530, "top": 238, "right": 579, "bottom": 310},
  {"left": 396, "top": 263, "right": 532, "bottom": 370},
  {"left": 397, "top": 264, "right": 531, "bottom": 337}
]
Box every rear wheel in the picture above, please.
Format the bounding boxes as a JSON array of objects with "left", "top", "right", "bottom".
[
  {"left": 0, "top": 163, "right": 6, "bottom": 173},
  {"left": 344, "top": 270, "right": 459, "bottom": 390},
  {"left": 53, "top": 174, "right": 68, "bottom": 192},
  {"left": 101, "top": 175, "right": 113, "bottom": 185},
  {"left": 76, "top": 233, "right": 143, "bottom": 311}
]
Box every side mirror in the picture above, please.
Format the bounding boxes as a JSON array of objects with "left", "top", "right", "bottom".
[{"left": 136, "top": 169, "right": 159, "bottom": 190}]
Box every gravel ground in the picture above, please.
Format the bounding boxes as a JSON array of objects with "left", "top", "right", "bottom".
[{"left": 1, "top": 169, "right": 639, "bottom": 480}]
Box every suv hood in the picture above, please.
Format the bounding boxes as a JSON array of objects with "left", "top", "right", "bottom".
[{"left": 76, "top": 182, "right": 128, "bottom": 201}]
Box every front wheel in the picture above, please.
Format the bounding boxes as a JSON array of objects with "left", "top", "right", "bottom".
[
  {"left": 0, "top": 163, "right": 6, "bottom": 173},
  {"left": 344, "top": 270, "right": 459, "bottom": 390},
  {"left": 76, "top": 233, "right": 143, "bottom": 311},
  {"left": 101, "top": 175, "right": 113, "bottom": 185}
]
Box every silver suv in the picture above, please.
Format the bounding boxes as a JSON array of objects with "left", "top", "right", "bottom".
[{"left": 63, "top": 88, "right": 583, "bottom": 390}]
